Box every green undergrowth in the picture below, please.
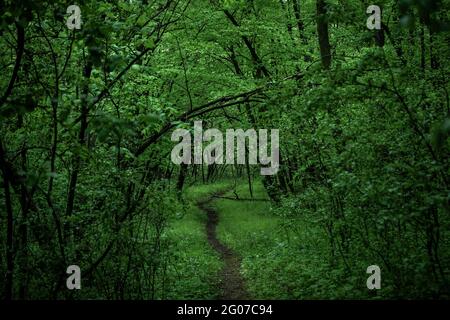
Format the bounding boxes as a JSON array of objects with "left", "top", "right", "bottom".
[
  {"left": 166, "top": 179, "right": 386, "bottom": 299},
  {"left": 163, "top": 181, "right": 232, "bottom": 299},
  {"left": 214, "top": 181, "right": 382, "bottom": 299}
]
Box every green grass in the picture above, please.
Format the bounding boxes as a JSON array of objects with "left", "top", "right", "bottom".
[
  {"left": 213, "top": 181, "right": 293, "bottom": 299},
  {"left": 184, "top": 180, "right": 232, "bottom": 203},
  {"left": 214, "top": 182, "right": 278, "bottom": 253},
  {"left": 213, "top": 181, "right": 372, "bottom": 299},
  {"left": 163, "top": 181, "right": 232, "bottom": 299},
  {"left": 165, "top": 179, "right": 376, "bottom": 299}
]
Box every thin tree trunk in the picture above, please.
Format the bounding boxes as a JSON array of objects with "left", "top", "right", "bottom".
[
  {"left": 316, "top": 0, "right": 331, "bottom": 69},
  {"left": 65, "top": 61, "right": 93, "bottom": 219},
  {"left": 176, "top": 163, "right": 188, "bottom": 197},
  {"left": 0, "top": 140, "right": 14, "bottom": 300},
  {"left": 17, "top": 114, "right": 29, "bottom": 299},
  {"left": 245, "top": 145, "right": 253, "bottom": 198},
  {"left": 279, "top": 0, "right": 293, "bottom": 39},
  {"left": 292, "top": 0, "right": 306, "bottom": 43},
  {"left": 0, "top": 21, "right": 24, "bottom": 301}
]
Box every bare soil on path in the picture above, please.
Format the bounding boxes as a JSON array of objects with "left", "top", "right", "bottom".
[{"left": 197, "top": 191, "right": 249, "bottom": 300}]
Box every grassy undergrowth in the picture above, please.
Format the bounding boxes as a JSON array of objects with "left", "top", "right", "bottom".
[
  {"left": 214, "top": 181, "right": 379, "bottom": 299},
  {"left": 166, "top": 179, "right": 381, "bottom": 299},
  {"left": 214, "top": 181, "right": 291, "bottom": 299},
  {"left": 163, "top": 181, "right": 231, "bottom": 299}
]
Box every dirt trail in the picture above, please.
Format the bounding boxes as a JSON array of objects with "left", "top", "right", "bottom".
[{"left": 197, "top": 191, "right": 249, "bottom": 300}]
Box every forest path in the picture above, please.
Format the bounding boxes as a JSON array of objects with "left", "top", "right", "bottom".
[{"left": 197, "top": 191, "right": 249, "bottom": 300}]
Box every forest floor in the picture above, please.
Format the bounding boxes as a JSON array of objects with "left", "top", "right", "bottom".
[
  {"left": 197, "top": 190, "right": 249, "bottom": 299},
  {"left": 168, "top": 180, "right": 369, "bottom": 299}
]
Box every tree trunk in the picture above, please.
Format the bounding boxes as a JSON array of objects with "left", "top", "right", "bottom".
[
  {"left": 17, "top": 114, "right": 29, "bottom": 299},
  {"left": 316, "top": 0, "right": 331, "bottom": 69},
  {"left": 176, "top": 163, "right": 188, "bottom": 197},
  {"left": 65, "top": 61, "right": 93, "bottom": 219},
  {"left": 0, "top": 140, "right": 14, "bottom": 300},
  {"left": 292, "top": 0, "right": 306, "bottom": 43}
]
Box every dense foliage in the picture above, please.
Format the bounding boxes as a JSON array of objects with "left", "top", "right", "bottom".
[{"left": 0, "top": 0, "right": 449, "bottom": 299}]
